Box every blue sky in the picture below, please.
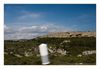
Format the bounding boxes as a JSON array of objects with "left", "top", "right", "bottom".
[{"left": 4, "top": 4, "right": 96, "bottom": 40}]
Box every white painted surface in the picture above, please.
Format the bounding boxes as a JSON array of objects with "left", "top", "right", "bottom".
[
  {"left": 39, "top": 43, "right": 48, "bottom": 56},
  {"left": 39, "top": 43, "right": 50, "bottom": 65}
]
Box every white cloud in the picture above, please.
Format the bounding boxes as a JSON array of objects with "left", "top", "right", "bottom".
[
  {"left": 4, "top": 24, "right": 9, "bottom": 31},
  {"left": 18, "top": 25, "right": 48, "bottom": 33},
  {"left": 18, "top": 12, "right": 40, "bottom": 20},
  {"left": 4, "top": 25, "right": 13, "bottom": 33},
  {"left": 4, "top": 24, "right": 73, "bottom": 40},
  {"left": 4, "top": 24, "right": 48, "bottom": 40},
  {"left": 4, "top": 33, "right": 40, "bottom": 40}
]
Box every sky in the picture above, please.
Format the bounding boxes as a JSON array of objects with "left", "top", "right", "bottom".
[{"left": 4, "top": 4, "right": 96, "bottom": 40}]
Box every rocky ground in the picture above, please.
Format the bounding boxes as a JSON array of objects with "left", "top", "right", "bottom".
[{"left": 4, "top": 35, "right": 96, "bottom": 65}]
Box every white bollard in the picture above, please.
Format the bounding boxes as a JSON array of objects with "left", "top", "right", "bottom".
[{"left": 39, "top": 43, "right": 50, "bottom": 65}]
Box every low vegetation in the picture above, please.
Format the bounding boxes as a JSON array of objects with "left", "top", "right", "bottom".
[{"left": 4, "top": 37, "right": 96, "bottom": 65}]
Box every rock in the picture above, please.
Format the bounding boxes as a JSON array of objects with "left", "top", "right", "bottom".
[
  {"left": 48, "top": 48, "right": 67, "bottom": 55},
  {"left": 24, "top": 51, "right": 33, "bottom": 57},
  {"left": 56, "top": 49, "right": 66, "bottom": 55},
  {"left": 82, "top": 50, "right": 96, "bottom": 55},
  {"left": 14, "top": 54, "right": 22, "bottom": 58},
  {"left": 48, "top": 49, "right": 54, "bottom": 53},
  {"left": 79, "top": 63, "right": 83, "bottom": 64},
  {"left": 77, "top": 54, "right": 82, "bottom": 57}
]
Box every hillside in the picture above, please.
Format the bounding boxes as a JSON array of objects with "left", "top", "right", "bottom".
[
  {"left": 4, "top": 32, "right": 96, "bottom": 65},
  {"left": 40, "top": 31, "right": 96, "bottom": 38}
]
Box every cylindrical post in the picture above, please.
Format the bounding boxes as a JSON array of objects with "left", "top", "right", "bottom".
[{"left": 39, "top": 43, "right": 50, "bottom": 65}]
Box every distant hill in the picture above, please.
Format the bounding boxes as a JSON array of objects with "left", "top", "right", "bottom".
[{"left": 39, "top": 31, "right": 96, "bottom": 38}]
